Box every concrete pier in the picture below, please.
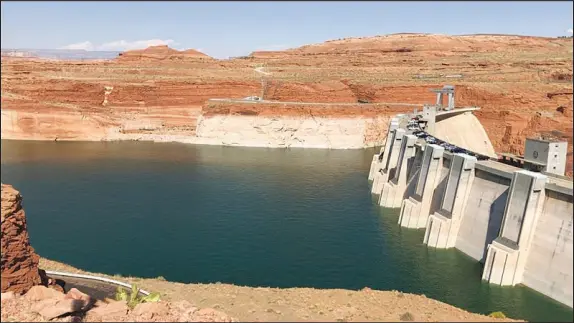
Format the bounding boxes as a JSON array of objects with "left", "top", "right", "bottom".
[
  {"left": 482, "top": 170, "right": 547, "bottom": 286},
  {"left": 368, "top": 118, "right": 399, "bottom": 181},
  {"left": 424, "top": 153, "right": 477, "bottom": 248},
  {"left": 379, "top": 134, "right": 417, "bottom": 207},
  {"left": 398, "top": 144, "right": 445, "bottom": 228},
  {"left": 371, "top": 128, "right": 405, "bottom": 195}
]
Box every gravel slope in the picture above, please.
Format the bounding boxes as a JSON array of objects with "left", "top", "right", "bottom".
[{"left": 39, "top": 258, "right": 522, "bottom": 322}]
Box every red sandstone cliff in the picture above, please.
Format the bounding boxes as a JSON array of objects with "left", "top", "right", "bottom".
[
  {"left": 1, "top": 184, "right": 45, "bottom": 294},
  {"left": 1, "top": 34, "right": 572, "bottom": 174}
]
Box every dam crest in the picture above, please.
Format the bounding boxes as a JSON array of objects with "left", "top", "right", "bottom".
[{"left": 368, "top": 100, "right": 573, "bottom": 309}]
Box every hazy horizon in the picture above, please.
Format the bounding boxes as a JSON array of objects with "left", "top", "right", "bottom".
[{"left": 2, "top": 1, "right": 573, "bottom": 59}]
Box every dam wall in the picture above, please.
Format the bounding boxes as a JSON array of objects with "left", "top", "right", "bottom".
[
  {"left": 455, "top": 166, "right": 511, "bottom": 262},
  {"left": 521, "top": 187, "right": 573, "bottom": 307},
  {"left": 368, "top": 118, "right": 574, "bottom": 309}
]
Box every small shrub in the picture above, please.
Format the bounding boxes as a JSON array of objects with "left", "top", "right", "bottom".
[
  {"left": 399, "top": 312, "right": 414, "bottom": 321},
  {"left": 156, "top": 276, "right": 166, "bottom": 281},
  {"left": 488, "top": 311, "right": 507, "bottom": 319},
  {"left": 115, "top": 284, "right": 161, "bottom": 309}
]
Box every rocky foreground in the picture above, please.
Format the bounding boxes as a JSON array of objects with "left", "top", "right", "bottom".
[
  {"left": 1, "top": 183, "right": 519, "bottom": 322},
  {"left": 1, "top": 285, "right": 234, "bottom": 322}
]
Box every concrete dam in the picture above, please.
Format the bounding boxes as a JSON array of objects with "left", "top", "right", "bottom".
[{"left": 368, "top": 95, "right": 573, "bottom": 309}]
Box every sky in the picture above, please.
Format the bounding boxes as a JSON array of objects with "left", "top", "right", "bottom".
[{"left": 1, "top": 1, "right": 573, "bottom": 59}]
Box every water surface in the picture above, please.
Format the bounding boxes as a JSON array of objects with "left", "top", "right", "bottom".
[{"left": 1, "top": 140, "right": 572, "bottom": 322}]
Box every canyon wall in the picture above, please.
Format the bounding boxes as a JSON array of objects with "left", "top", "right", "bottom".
[
  {"left": 1, "top": 34, "right": 572, "bottom": 172},
  {"left": 195, "top": 102, "right": 417, "bottom": 148}
]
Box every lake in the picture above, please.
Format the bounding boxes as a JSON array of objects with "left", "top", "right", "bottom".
[{"left": 1, "top": 139, "right": 572, "bottom": 322}]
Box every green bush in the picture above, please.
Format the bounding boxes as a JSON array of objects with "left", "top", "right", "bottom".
[
  {"left": 488, "top": 311, "right": 507, "bottom": 319},
  {"left": 114, "top": 284, "right": 161, "bottom": 309}
]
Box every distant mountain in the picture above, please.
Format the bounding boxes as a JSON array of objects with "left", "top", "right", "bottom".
[
  {"left": 0, "top": 48, "right": 120, "bottom": 60},
  {"left": 116, "top": 45, "right": 212, "bottom": 62}
]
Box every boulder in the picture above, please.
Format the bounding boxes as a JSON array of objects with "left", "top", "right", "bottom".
[
  {"left": 132, "top": 302, "right": 170, "bottom": 320},
  {"left": 89, "top": 300, "right": 129, "bottom": 320},
  {"left": 31, "top": 297, "right": 83, "bottom": 320},
  {"left": 65, "top": 287, "right": 94, "bottom": 311},
  {"left": 24, "top": 285, "right": 65, "bottom": 301}
]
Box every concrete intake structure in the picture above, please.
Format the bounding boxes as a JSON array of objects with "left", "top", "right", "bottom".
[
  {"left": 379, "top": 134, "right": 417, "bottom": 208},
  {"left": 424, "top": 153, "right": 477, "bottom": 248},
  {"left": 371, "top": 128, "right": 405, "bottom": 195},
  {"left": 368, "top": 115, "right": 573, "bottom": 309}
]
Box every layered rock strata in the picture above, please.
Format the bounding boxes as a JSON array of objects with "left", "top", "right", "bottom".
[
  {"left": 1, "top": 184, "right": 62, "bottom": 294},
  {"left": 1, "top": 184, "right": 45, "bottom": 294}
]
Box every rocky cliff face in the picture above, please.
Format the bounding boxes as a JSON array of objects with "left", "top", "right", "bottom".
[
  {"left": 196, "top": 102, "right": 413, "bottom": 148},
  {"left": 1, "top": 34, "right": 572, "bottom": 174},
  {"left": 1, "top": 184, "right": 45, "bottom": 294}
]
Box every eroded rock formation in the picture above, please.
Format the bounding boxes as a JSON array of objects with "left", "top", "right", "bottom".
[{"left": 1, "top": 184, "right": 44, "bottom": 294}]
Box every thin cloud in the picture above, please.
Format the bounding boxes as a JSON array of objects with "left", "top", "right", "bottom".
[
  {"left": 60, "top": 41, "right": 94, "bottom": 51},
  {"left": 59, "top": 39, "right": 179, "bottom": 51}
]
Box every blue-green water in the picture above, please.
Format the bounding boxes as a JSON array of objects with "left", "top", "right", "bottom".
[{"left": 1, "top": 140, "right": 572, "bottom": 322}]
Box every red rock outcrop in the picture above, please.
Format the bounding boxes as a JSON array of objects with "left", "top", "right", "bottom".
[
  {"left": 2, "top": 286, "right": 236, "bottom": 322},
  {"left": 1, "top": 184, "right": 45, "bottom": 294},
  {"left": 116, "top": 45, "right": 212, "bottom": 62}
]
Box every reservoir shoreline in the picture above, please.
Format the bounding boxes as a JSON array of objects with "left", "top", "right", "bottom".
[{"left": 1, "top": 139, "right": 572, "bottom": 322}]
